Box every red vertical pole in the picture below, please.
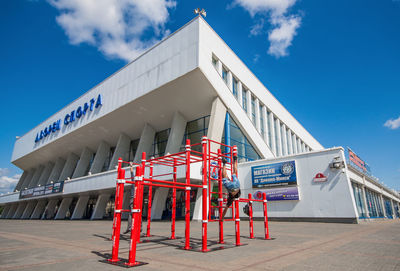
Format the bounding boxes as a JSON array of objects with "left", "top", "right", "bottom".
[
  {"left": 170, "top": 158, "right": 177, "bottom": 240},
  {"left": 217, "top": 148, "right": 224, "bottom": 244},
  {"left": 109, "top": 158, "right": 125, "bottom": 262},
  {"left": 184, "top": 139, "right": 191, "bottom": 250},
  {"left": 248, "top": 194, "right": 254, "bottom": 239},
  {"left": 201, "top": 136, "right": 209, "bottom": 252},
  {"left": 146, "top": 162, "right": 153, "bottom": 237},
  {"left": 263, "top": 193, "right": 271, "bottom": 240},
  {"left": 234, "top": 198, "right": 241, "bottom": 246},
  {"left": 136, "top": 152, "right": 146, "bottom": 243},
  {"left": 126, "top": 166, "right": 142, "bottom": 266}
]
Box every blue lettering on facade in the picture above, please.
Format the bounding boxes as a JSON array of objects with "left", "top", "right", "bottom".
[
  {"left": 35, "top": 95, "right": 103, "bottom": 143},
  {"left": 35, "top": 120, "right": 61, "bottom": 143}
]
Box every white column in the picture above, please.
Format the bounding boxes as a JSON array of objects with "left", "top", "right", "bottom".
[
  {"left": 91, "top": 194, "right": 110, "bottom": 220},
  {"left": 165, "top": 111, "right": 187, "bottom": 154},
  {"left": 292, "top": 134, "right": 298, "bottom": 154},
  {"left": 31, "top": 200, "right": 47, "bottom": 219},
  {"left": 255, "top": 99, "right": 261, "bottom": 132},
  {"left": 287, "top": 130, "right": 293, "bottom": 155},
  {"left": 237, "top": 81, "right": 243, "bottom": 107},
  {"left": 216, "top": 60, "right": 222, "bottom": 76},
  {"left": 1, "top": 205, "right": 11, "bottom": 218},
  {"left": 21, "top": 169, "right": 36, "bottom": 189},
  {"left": 151, "top": 188, "right": 169, "bottom": 220},
  {"left": 390, "top": 200, "right": 395, "bottom": 218},
  {"left": 14, "top": 171, "right": 28, "bottom": 192},
  {"left": 71, "top": 195, "right": 90, "bottom": 220},
  {"left": 90, "top": 141, "right": 110, "bottom": 174},
  {"left": 269, "top": 113, "right": 276, "bottom": 156},
  {"left": 55, "top": 198, "right": 73, "bottom": 219},
  {"left": 28, "top": 165, "right": 45, "bottom": 188},
  {"left": 301, "top": 142, "right": 306, "bottom": 153},
  {"left": 6, "top": 204, "right": 18, "bottom": 219},
  {"left": 47, "top": 158, "right": 66, "bottom": 184},
  {"left": 361, "top": 185, "right": 370, "bottom": 218},
  {"left": 246, "top": 90, "right": 252, "bottom": 118},
  {"left": 37, "top": 162, "right": 54, "bottom": 186},
  {"left": 42, "top": 199, "right": 58, "bottom": 219},
  {"left": 275, "top": 118, "right": 282, "bottom": 157},
  {"left": 72, "top": 148, "right": 93, "bottom": 178},
  {"left": 282, "top": 123, "right": 288, "bottom": 156},
  {"left": 134, "top": 123, "right": 156, "bottom": 163},
  {"left": 262, "top": 106, "right": 268, "bottom": 143},
  {"left": 13, "top": 202, "right": 28, "bottom": 219},
  {"left": 193, "top": 97, "right": 227, "bottom": 221},
  {"left": 21, "top": 201, "right": 37, "bottom": 219},
  {"left": 149, "top": 112, "right": 187, "bottom": 220},
  {"left": 109, "top": 133, "right": 131, "bottom": 170},
  {"left": 297, "top": 138, "right": 302, "bottom": 153},
  {"left": 227, "top": 71, "right": 233, "bottom": 91},
  {"left": 58, "top": 153, "right": 79, "bottom": 182}
]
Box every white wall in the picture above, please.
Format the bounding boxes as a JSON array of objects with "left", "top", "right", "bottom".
[
  {"left": 237, "top": 148, "right": 358, "bottom": 220},
  {"left": 12, "top": 17, "right": 200, "bottom": 165}
]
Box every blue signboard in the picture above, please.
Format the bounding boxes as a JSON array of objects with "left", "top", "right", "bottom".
[
  {"left": 251, "top": 161, "right": 297, "bottom": 188},
  {"left": 19, "top": 181, "right": 64, "bottom": 199},
  {"left": 253, "top": 186, "right": 299, "bottom": 201}
]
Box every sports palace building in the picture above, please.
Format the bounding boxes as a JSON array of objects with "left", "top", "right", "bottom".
[{"left": 1, "top": 17, "right": 399, "bottom": 223}]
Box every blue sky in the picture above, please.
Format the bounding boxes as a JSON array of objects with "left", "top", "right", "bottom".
[{"left": 0, "top": 0, "right": 399, "bottom": 193}]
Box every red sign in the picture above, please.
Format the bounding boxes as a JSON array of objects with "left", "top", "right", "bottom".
[
  {"left": 348, "top": 149, "right": 367, "bottom": 172},
  {"left": 313, "top": 173, "right": 327, "bottom": 182}
]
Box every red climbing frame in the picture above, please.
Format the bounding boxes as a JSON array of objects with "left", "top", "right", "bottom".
[{"left": 104, "top": 137, "right": 271, "bottom": 267}]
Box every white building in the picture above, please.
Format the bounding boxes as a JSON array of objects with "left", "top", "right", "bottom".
[{"left": 1, "top": 17, "right": 399, "bottom": 223}]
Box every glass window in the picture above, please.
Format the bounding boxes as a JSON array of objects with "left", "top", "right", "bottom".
[
  {"left": 259, "top": 104, "right": 264, "bottom": 138},
  {"left": 85, "top": 152, "right": 96, "bottom": 175},
  {"left": 351, "top": 182, "right": 367, "bottom": 218},
  {"left": 102, "top": 147, "right": 115, "bottom": 172},
  {"left": 365, "top": 188, "right": 384, "bottom": 218},
  {"left": 152, "top": 129, "right": 170, "bottom": 157},
  {"left": 383, "top": 197, "right": 393, "bottom": 218},
  {"left": 222, "top": 115, "right": 261, "bottom": 162},
  {"left": 242, "top": 88, "right": 248, "bottom": 113},
  {"left": 251, "top": 95, "right": 256, "bottom": 124},
  {"left": 232, "top": 78, "right": 238, "bottom": 99},
  {"left": 212, "top": 57, "right": 217, "bottom": 69},
  {"left": 182, "top": 115, "right": 210, "bottom": 153},
  {"left": 222, "top": 67, "right": 228, "bottom": 84}
]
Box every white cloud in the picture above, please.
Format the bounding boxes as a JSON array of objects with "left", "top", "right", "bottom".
[
  {"left": 250, "top": 19, "right": 265, "bottom": 36},
  {"left": 233, "top": 0, "right": 301, "bottom": 58},
  {"left": 49, "top": 0, "right": 176, "bottom": 62},
  {"left": 268, "top": 15, "right": 301, "bottom": 57},
  {"left": 384, "top": 116, "right": 400, "bottom": 130},
  {"left": 0, "top": 169, "right": 21, "bottom": 194}
]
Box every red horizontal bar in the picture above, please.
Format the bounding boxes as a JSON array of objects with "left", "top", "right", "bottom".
[
  {"left": 143, "top": 178, "right": 202, "bottom": 188},
  {"left": 142, "top": 182, "right": 194, "bottom": 190}
]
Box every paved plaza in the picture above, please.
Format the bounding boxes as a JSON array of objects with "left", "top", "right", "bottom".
[{"left": 0, "top": 219, "right": 399, "bottom": 271}]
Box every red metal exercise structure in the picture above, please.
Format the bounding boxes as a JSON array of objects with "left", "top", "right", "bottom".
[{"left": 104, "top": 137, "right": 271, "bottom": 267}]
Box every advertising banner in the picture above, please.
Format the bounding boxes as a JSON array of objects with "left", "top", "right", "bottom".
[
  {"left": 348, "top": 148, "right": 368, "bottom": 172},
  {"left": 19, "top": 181, "right": 64, "bottom": 199},
  {"left": 253, "top": 186, "right": 300, "bottom": 201},
  {"left": 251, "top": 161, "right": 297, "bottom": 188}
]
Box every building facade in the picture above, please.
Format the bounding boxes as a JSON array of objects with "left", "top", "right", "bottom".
[{"left": 1, "top": 17, "right": 399, "bottom": 222}]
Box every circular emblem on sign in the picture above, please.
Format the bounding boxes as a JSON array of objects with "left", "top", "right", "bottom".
[{"left": 281, "top": 163, "right": 294, "bottom": 175}]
